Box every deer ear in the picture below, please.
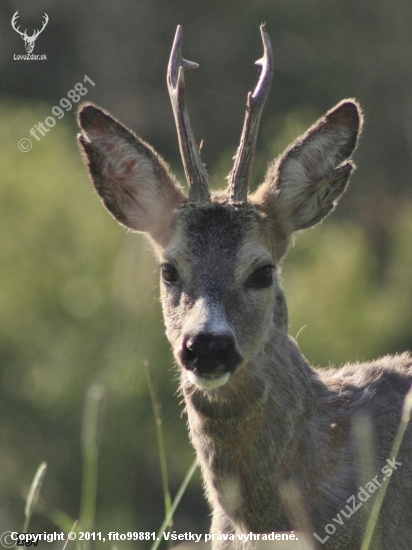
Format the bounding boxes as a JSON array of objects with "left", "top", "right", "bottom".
[
  {"left": 251, "top": 100, "right": 362, "bottom": 233},
  {"left": 78, "top": 103, "right": 186, "bottom": 245}
]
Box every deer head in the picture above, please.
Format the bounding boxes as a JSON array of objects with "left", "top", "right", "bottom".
[
  {"left": 77, "top": 26, "right": 362, "bottom": 392},
  {"left": 11, "top": 11, "right": 49, "bottom": 54}
]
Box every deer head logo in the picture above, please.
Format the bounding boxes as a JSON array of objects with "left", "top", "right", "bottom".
[{"left": 11, "top": 11, "right": 49, "bottom": 54}]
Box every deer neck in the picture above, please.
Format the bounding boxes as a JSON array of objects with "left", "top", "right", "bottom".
[
  {"left": 181, "top": 330, "right": 319, "bottom": 460},
  {"left": 181, "top": 333, "right": 322, "bottom": 531}
]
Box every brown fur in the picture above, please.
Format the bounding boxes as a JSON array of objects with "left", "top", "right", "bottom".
[{"left": 77, "top": 95, "right": 412, "bottom": 550}]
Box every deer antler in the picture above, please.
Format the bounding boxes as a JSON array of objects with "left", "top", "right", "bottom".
[
  {"left": 32, "top": 13, "right": 49, "bottom": 39},
  {"left": 11, "top": 11, "right": 28, "bottom": 39},
  {"left": 227, "top": 25, "right": 274, "bottom": 203},
  {"left": 167, "top": 26, "right": 210, "bottom": 205}
]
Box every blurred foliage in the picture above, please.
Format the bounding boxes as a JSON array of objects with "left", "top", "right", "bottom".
[
  {"left": 2, "top": 0, "right": 412, "bottom": 212},
  {"left": 285, "top": 214, "right": 412, "bottom": 367},
  {"left": 0, "top": 102, "right": 206, "bottom": 542},
  {"left": 1, "top": 99, "right": 411, "bottom": 544}
]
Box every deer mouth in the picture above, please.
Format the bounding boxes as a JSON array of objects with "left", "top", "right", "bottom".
[{"left": 186, "top": 370, "right": 231, "bottom": 389}]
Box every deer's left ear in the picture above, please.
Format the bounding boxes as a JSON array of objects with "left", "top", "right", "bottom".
[{"left": 251, "top": 100, "right": 363, "bottom": 233}]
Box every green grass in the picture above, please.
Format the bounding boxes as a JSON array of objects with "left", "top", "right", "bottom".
[
  {"left": 20, "top": 380, "right": 412, "bottom": 550},
  {"left": 21, "top": 373, "right": 198, "bottom": 550},
  {"left": 22, "top": 462, "right": 47, "bottom": 534},
  {"left": 144, "top": 361, "right": 173, "bottom": 535},
  {"left": 360, "top": 384, "right": 412, "bottom": 550}
]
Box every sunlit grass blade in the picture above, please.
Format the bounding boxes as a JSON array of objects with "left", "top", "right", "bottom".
[
  {"left": 144, "top": 360, "right": 172, "bottom": 530},
  {"left": 151, "top": 458, "right": 198, "bottom": 550},
  {"left": 35, "top": 495, "right": 77, "bottom": 534},
  {"left": 80, "top": 383, "right": 105, "bottom": 535},
  {"left": 62, "top": 520, "right": 78, "bottom": 550},
  {"left": 361, "top": 384, "right": 412, "bottom": 550},
  {"left": 22, "top": 462, "right": 47, "bottom": 533}
]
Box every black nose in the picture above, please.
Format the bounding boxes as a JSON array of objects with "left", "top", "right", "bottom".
[
  {"left": 187, "top": 334, "right": 229, "bottom": 354},
  {"left": 180, "top": 333, "right": 242, "bottom": 375}
]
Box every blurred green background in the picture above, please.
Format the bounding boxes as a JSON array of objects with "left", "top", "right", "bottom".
[{"left": 1, "top": 0, "right": 412, "bottom": 546}]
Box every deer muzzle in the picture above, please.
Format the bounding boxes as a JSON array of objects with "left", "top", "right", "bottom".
[{"left": 179, "top": 332, "right": 242, "bottom": 388}]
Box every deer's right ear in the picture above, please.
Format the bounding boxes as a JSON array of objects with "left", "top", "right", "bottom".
[{"left": 77, "top": 104, "right": 186, "bottom": 245}]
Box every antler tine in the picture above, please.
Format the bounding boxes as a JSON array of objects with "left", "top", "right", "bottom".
[
  {"left": 167, "top": 25, "right": 210, "bottom": 205},
  {"left": 32, "top": 13, "right": 49, "bottom": 39},
  {"left": 228, "top": 25, "right": 274, "bottom": 203},
  {"left": 11, "top": 11, "right": 26, "bottom": 38}
]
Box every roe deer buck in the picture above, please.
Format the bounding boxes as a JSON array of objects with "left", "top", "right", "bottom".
[{"left": 77, "top": 25, "right": 412, "bottom": 550}]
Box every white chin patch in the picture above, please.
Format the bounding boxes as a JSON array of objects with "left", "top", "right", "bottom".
[{"left": 187, "top": 371, "right": 230, "bottom": 389}]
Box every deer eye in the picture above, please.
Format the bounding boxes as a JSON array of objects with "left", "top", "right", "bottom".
[
  {"left": 247, "top": 265, "right": 274, "bottom": 288},
  {"left": 161, "top": 263, "right": 179, "bottom": 285}
]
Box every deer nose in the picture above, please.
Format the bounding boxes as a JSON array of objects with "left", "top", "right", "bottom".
[
  {"left": 180, "top": 333, "right": 241, "bottom": 375},
  {"left": 187, "top": 334, "right": 229, "bottom": 354}
]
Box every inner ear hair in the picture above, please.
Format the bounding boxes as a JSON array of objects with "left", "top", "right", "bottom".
[
  {"left": 253, "top": 99, "right": 362, "bottom": 233},
  {"left": 77, "top": 103, "right": 186, "bottom": 243}
]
